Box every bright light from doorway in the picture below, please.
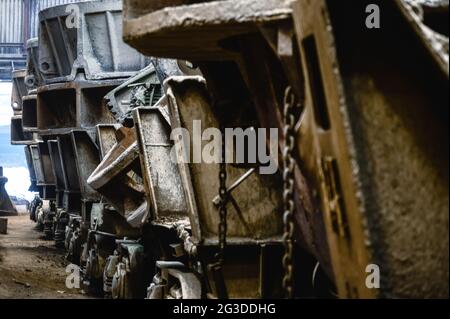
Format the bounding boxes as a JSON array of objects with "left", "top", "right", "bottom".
[{"left": 0, "top": 81, "right": 35, "bottom": 202}]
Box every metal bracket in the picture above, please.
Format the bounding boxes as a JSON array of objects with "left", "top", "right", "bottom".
[{"left": 212, "top": 168, "right": 256, "bottom": 206}]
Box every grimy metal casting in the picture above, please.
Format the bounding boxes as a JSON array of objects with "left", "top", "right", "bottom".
[
  {"left": 38, "top": 0, "right": 149, "bottom": 84},
  {"left": 0, "top": 167, "right": 17, "bottom": 216},
  {"left": 4, "top": 0, "right": 448, "bottom": 299}
]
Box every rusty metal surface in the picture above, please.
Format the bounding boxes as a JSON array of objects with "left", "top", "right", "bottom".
[
  {"left": 24, "top": 145, "right": 39, "bottom": 192},
  {"left": 22, "top": 93, "right": 38, "bottom": 132},
  {"left": 48, "top": 140, "right": 66, "bottom": 208},
  {"left": 37, "top": 141, "right": 56, "bottom": 187},
  {"left": 123, "top": 0, "right": 448, "bottom": 299},
  {"left": 148, "top": 260, "right": 202, "bottom": 299},
  {"left": 25, "top": 37, "right": 44, "bottom": 89},
  {"left": 151, "top": 58, "right": 183, "bottom": 83},
  {"left": 38, "top": 0, "right": 149, "bottom": 84},
  {"left": 104, "top": 65, "right": 162, "bottom": 125},
  {"left": 96, "top": 124, "right": 120, "bottom": 160},
  {"left": 36, "top": 141, "right": 56, "bottom": 200},
  {"left": 123, "top": 0, "right": 294, "bottom": 60},
  {"left": 11, "top": 67, "right": 40, "bottom": 145},
  {"left": 53, "top": 130, "right": 101, "bottom": 214},
  {"left": 87, "top": 127, "right": 145, "bottom": 220},
  {"left": 57, "top": 134, "right": 81, "bottom": 214},
  {"left": 30, "top": 144, "right": 45, "bottom": 187},
  {"left": 133, "top": 106, "right": 188, "bottom": 227},
  {"left": 27, "top": 0, "right": 91, "bottom": 39},
  {"left": 10, "top": 115, "right": 39, "bottom": 145},
  {"left": 5, "top": 0, "right": 447, "bottom": 300},
  {"left": 70, "top": 130, "right": 101, "bottom": 202},
  {"left": 87, "top": 127, "right": 139, "bottom": 191},
  {"left": 36, "top": 74, "right": 121, "bottom": 135},
  {"left": 11, "top": 69, "right": 27, "bottom": 115},
  {"left": 292, "top": 0, "right": 448, "bottom": 298},
  {"left": 89, "top": 203, "right": 140, "bottom": 238},
  {"left": 166, "top": 76, "right": 284, "bottom": 245},
  {"left": 22, "top": 39, "right": 42, "bottom": 132},
  {"left": 111, "top": 241, "right": 145, "bottom": 299}
]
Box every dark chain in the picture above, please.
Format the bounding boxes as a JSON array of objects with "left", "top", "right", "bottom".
[
  {"left": 217, "top": 125, "right": 228, "bottom": 263},
  {"left": 282, "top": 86, "right": 297, "bottom": 299}
]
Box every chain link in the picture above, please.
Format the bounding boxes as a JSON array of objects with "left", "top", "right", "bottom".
[
  {"left": 217, "top": 125, "right": 228, "bottom": 263},
  {"left": 282, "top": 86, "right": 297, "bottom": 299}
]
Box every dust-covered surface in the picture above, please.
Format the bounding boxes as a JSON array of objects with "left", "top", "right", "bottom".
[{"left": 0, "top": 214, "right": 91, "bottom": 299}]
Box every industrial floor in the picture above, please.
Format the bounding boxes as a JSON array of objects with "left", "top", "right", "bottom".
[{"left": 0, "top": 212, "right": 91, "bottom": 299}]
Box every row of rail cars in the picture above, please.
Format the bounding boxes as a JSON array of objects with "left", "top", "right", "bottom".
[{"left": 8, "top": 0, "right": 449, "bottom": 298}]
